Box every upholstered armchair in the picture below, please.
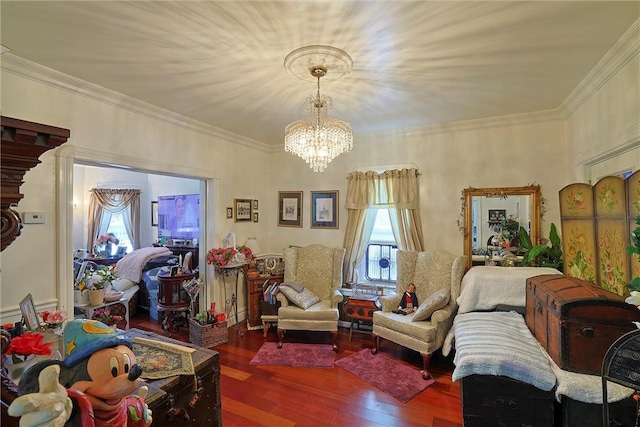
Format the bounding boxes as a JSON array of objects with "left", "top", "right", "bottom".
[
  {"left": 276, "top": 244, "right": 346, "bottom": 351},
  {"left": 372, "top": 250, "right": 467, "bottom": 380}
]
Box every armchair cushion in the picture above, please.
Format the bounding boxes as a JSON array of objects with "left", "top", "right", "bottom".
[
  {"left": 279, "top": 285, "right": 321, "bottom": 309},
  {"left": 412, "top": 288, "right": 450, "bottom": 322}
]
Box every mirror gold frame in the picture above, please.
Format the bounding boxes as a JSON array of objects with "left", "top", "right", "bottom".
[{"left": 462, "top": 185, "right": 542, "bottom": 270}]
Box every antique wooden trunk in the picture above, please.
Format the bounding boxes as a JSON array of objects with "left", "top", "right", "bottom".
[
  {"left": 525, "top": 274, "right": 640, "bottom": 375},
  {"left": 127, "top": 329, "right": 222, "bottom": 427},
  {"left": 461, "top": 374, "right": 555, "bottom": 427},
  {"left": 556, "top": 396, "right": 637, "bottom": 427}
]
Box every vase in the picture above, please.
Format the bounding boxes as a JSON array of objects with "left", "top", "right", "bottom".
[
  {"left": 89, "top": 288, "right": 105, "bottom": 306},
  {"left": 74, "top": 289, "right": 90, "bottom": 306}
]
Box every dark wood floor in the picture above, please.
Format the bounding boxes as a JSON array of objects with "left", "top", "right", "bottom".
[{"left": 131, "top": 313, "right": 463, "bottom": 427}]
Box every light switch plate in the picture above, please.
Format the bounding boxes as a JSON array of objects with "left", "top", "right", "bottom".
[{"left": 23, "top": 212, "right": 45, "bottom": 224}]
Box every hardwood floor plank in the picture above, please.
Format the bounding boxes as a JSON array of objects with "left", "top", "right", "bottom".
[{"left": 130, "top": 313, "right": 463, "bottom": 427}]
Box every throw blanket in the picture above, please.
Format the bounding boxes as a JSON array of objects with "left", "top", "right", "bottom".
[
  {"left": 451, "top": 311, "right": 556, "bottom": 391},
  {"left": 116, "top": 246, "right": 172, "bottom": 282},
  {"left": 457, "top": 266, "right": 562, "bottom": 314}
]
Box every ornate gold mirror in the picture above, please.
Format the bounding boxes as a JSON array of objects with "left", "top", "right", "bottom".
[{"left": 462, "top": 185, "right": 542, "bottom": 270}]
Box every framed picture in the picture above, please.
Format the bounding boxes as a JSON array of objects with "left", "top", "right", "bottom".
[
  {"left": 488, "top": 209, "right": 506, "bottom": 222},
  {"left": 278, "top": 191, "right": 303, "bottom": 227},
  {"left": 311, "top": 190, "right": 339, "bottom": 229},
  {"left": 234, "top": 198, "right": 252, "bottom": 222},
  {"left": 252, "top": 200, "right": 259, "bottom": 211},
  {"left": 253, "top": 212, "right": 259, "bottom": 223},
  {"left": 151, "top": 201, "right": 158, "bottom": 226},
  {"left": 226, "top": 207, "right": 233, "bottom": 219},
  {"left": 19, "top": 293, "right": 40, "bottom": 331}
]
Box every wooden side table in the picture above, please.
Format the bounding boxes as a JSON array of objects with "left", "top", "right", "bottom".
[
  {"left": 157, "top": 271, "right": 197, "bottom": 336},
  {"left": 244, "top": 269, "right": 284, "bottom": 330},
  {"left": 343, "top": 295, "right": 381, "bottom": 342}
]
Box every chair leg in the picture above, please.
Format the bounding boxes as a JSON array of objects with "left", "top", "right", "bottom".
[
  {"left": 277, "top": 328, "right": 284, "bottom": 349},
  {"left": 420, "top": 353, "right": 434, "bottom": 381},
  {"left": 331, "top": 331, "right": 338, "bottom": 352},
  {"left": 371, "top": 333, "right": 379, "bottom": 355}
]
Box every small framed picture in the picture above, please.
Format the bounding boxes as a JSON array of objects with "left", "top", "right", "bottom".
[
  {"left": 234, "top": 198, "right": 253, "bottom": 222},
  {"left": 252, "top": 200, "right": 259, "bottom": 211},
  {"left": 19, "top": 293, "right": 40, "bottom": 331},
  {"left": 253, "top": 212, "right": 259, "bottom": 223},
  {"left": 226, "top": 207, "right": 233, "bottom": 219},
  {"left": 151, "top": 201, "right": 158, "bottom": 226},
  {"left": 278, "top": 191, "right": 303, "bottom": 228},
  {"left": 311, "top": 190, "right": 339, "bottom": 229}
]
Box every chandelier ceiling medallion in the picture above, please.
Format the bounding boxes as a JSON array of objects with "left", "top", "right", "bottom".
[{"left": 284, "top": 45, "right": 353, "bottom": 173}]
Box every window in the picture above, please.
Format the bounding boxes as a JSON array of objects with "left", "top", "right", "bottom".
[
  {"left": 360, "top": 210, "right": 398, "bottom": 283},
  {"left": 106, "top": 212, "right": 133, "bottom": 255}
]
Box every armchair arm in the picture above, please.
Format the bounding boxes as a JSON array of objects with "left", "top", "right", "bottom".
[
  {"left": 379, "top": 295, "right": 402, "bottom": 312},
  {"left": 430, "top": 305, "right": 454, "bottom": 325},
  {"left": 330, "top": 290, "right": 344, "bottom": 308},
  {"left": 276, "top": 293, "right": 290, "bottom": 307}
]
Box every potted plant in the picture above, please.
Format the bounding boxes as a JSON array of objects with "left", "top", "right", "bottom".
[
  {"left": 517, "top": 223, "right": 563, "bottom": 270},
  {"left": 86, "top": 266, "right": 117, "bottom": 306}
]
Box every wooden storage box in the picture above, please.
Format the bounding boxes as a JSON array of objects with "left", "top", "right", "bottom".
[
  {"left": 525, "top": 274, "right": 640, "bottom": 375},
  {"left": 128, "top": 329, "right": 222, "bottom": 427},
  {"left": 260, "top": 301, "right": 281, "bottom": 316},
  {"left": 188, "top": 319, "right": 228, "bottom": 347},
  {"left": 461, "top": 375, "right": 555, "bottom": 427}
]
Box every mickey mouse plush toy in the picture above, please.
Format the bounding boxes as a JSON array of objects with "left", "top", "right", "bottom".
[{"left": 8, "top": 319, "right": 153, "bottom": 427}]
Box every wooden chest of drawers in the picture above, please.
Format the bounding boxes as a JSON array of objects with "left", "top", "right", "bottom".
[{"left": 244, "top": 271, "right": 284, "bottom": 329}]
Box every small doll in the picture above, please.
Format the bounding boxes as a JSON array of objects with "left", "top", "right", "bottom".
[{"left": 393, "top": 283, "right": 418, "bottom": 315}]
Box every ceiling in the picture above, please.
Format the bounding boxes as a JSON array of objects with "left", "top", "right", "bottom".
[{"left": 2, "top": 1, "right": 638, "bottom": 146}]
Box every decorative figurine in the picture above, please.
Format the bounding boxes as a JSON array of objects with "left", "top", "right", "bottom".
[{"left": 8, "top": 319, "right": 153, "bottom": 427}]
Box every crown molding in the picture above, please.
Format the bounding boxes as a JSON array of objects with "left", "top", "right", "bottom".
[
  {"left": 1, "top": 55, "right": 272, "bottom": 153},
  {"left": 575, "top": 122, "right": 640, "bottom": 166},
  {"left": 559, "top": 18, "right": 640, "bottom": 119}
]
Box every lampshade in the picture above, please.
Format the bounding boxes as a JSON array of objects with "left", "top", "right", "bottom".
[
  {"left": 284, "top": 46, "right": 353, "bottom": 173},
  {"left": 244, "top": 237, "right": 261, "bottom": 257}
]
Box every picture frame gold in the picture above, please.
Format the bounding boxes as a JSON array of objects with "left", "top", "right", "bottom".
[
  {"left": 278, "top": 191, "right": 303, "bottom": 227},
  {"left": 311, "top": 190, "right": 339, "bottom": 229},
  {"left": 234, "top": 199, "right": 252, "bottom": 222},
  {"left": 19, "top": 293, "right": 40, "bottom": 331}
]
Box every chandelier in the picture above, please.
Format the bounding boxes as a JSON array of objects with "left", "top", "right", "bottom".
[{"left": 284, "top": 46, "right": 353, "bottom": 173}]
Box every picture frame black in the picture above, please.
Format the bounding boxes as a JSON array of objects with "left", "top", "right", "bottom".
[
  {"left": 226, "top": 207, "right": 233, "bottom": 219},
  {"left": 252, "top": 200, "right": 259, "bottom": 211},
  {"left": 234, "top": 198, "right": 253, "bottom": 222},
  {"left": 19, "top": 293, "right": 40, "bottom": 331},
  {"left": 278, "top": 191, "right": 303, "bottom": 228},
  {"left": 151, "top": 201, "right": 158, "bottom": 226},
  {"left": 311, "top": 190, "right": 339, "bottom": 229},
  {"left": 253, "top": 212, "right": 259, "bottom": 223}
]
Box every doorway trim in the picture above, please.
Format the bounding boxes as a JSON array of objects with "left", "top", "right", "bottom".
[{"left": 56, "top": 145, "right": 217, "bottom": 319}]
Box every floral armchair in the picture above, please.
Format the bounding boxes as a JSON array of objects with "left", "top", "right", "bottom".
[
  {"left": 372, "top": 250, "right": 467, "bottom": 380},
  {"left": 276, "top": 245, "right": 346, "bottom": 351}
]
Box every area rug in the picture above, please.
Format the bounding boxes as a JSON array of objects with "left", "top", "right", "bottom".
[
  {"left": 132, "top": 337, "right": 195, "bottom": 379},
  {"left": 249, "top": 342, "right": 335, "bottom": 368},
  {"left": 335, "top": 349, "right": 435, "bottom": 402}
]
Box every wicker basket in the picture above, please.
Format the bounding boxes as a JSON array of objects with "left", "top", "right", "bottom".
[{"left": 189, "top": 319, "right": 228, "bottom": 347}]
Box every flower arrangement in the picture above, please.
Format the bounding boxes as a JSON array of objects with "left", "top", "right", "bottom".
[
  {"left": 92, "top": 307, "right": 123, "bottom": 326},
  {"left": 40, "top": 309, "right": 67, "bottom": 325},
  {"left": 87, "top": 265, "right": 117, "bottom": 290},
  {"left": 206, "top": 245, "right": 252, "bottom": 268},
  {"left": 95, "top": 232, "right": 119, "bottom": 245}
]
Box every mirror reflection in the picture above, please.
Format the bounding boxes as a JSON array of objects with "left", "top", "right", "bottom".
[{"left": 462, "top": 185, "right": 541, "bottom": 269}]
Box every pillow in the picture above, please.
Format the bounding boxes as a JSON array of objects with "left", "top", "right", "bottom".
[
  {"left": 111, "top": 277, "right": 136, "bottom": 292},
  {"left": 279, "top": 286, "right": 320, "bottom": 309},
  {"left": 412, "top": 288, "right": 450, "bottom": 322},
  {"left": 280, "top": 282, "right": 305, "bottom": 292}
]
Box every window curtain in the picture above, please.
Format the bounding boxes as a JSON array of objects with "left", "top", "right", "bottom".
[
  {"left": 87, "top": 189, "right": 141, "bottom": 251},
  {"left": 342, "top": 168, "right": 424, "bottom": 283}
]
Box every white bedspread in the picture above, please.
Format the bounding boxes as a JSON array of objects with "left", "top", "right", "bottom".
[
  {"left": 456, "top": 266, "right": 562, "bottom": 314},
  {"left": 115, "top": 246, "right": 172, "bottom": 282}
]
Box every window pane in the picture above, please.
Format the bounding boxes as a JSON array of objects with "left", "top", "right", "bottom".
[{"left": 107, "top": 213, "right": 133, "bottom": 255}]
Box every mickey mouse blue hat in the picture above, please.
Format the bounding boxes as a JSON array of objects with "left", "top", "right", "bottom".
[{"left": 63, "top": 319, "right": 131, "bottom": 366}]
